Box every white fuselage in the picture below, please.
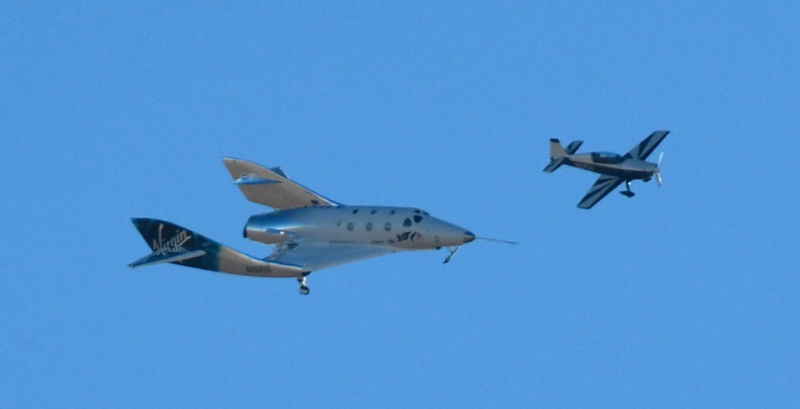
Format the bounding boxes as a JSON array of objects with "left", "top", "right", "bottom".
[{"left": 244, "top": 205, "right": 474, "bottom": 250}]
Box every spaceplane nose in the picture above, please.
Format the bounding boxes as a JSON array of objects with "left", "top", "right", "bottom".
[{"left": 464, "top": 231, "right": 475, "bottom": 243}]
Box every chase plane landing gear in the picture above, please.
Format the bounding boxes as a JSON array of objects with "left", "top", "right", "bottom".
[
  {"left": 620, "top": 180, "right": 635, "bottom": 198},
  {"left": 297, "top": 274, "right": 310, "bottom": 295}
]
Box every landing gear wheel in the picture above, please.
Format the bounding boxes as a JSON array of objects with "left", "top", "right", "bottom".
[
  {"left": 620, "top": 180, "right": 635, "bottom": 197},
  {"left": 297, "top": 275, "right": 310, "bottom": 295}
]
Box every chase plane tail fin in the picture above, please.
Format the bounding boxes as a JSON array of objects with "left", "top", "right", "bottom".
[{"left": 544, "top": 138, "right": 567, "bottom": 173}]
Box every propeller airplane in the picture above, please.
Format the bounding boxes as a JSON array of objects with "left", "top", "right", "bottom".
[{"left": 543, "top": 130, "right": 669, "bottom": 209}]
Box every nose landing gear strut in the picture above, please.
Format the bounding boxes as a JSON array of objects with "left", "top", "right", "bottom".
[{"left": 443, "top": 246, "right": 461, "bottom": 264}]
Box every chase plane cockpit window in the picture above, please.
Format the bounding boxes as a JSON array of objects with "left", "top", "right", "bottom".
[{"left": 591, "top": 152, "right": 623, "bottom": 164}]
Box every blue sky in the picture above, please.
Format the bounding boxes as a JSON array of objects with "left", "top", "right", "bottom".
[{"left": 2, "top": 2, "right": 798, "bottom": 408}]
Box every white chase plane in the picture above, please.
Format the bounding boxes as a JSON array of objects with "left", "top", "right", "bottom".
[{"left": 130, "top": 158, "right": 511, "bottom": 294}]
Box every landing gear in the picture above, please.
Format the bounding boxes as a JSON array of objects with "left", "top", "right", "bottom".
[
  {"left": 443, "top": 246, "right": 461, "bottom": 264},
  {"left": 620, "top": 180, "right": 635, "bottom": 198},
  {"left": 297, "top": 274, "right": 310, "bottom": 295}
]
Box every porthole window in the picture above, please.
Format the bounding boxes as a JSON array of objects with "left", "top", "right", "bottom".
[
  {"left": 413, "top": 215, "right": 423, "bottom": 223},
  {"left": 366, "top": 222, "right": 373, "bottom": 231},
  {"left": 347, "top": 222, "right": 354, "bottom": 231},
  {"left": 384, "top": 222, "right": 392, "bottom": 231},
  {"left": 403, "top": 218, "right": 412, "bottom": 227}
]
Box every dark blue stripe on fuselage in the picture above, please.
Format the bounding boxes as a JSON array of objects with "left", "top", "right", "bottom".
[{"left": 568, "top": 156, "right": 654, "bottom": 180}]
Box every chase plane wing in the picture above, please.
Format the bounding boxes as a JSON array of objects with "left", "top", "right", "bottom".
[
  {"left": 625, "top": 130, "right": 669, "bottom": 160},
  {"left": 222, "top": 158, "right": 339, "bottom": 209},
  {"left": 577, "top": 174, "right": 624, "bottom": 209}
]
